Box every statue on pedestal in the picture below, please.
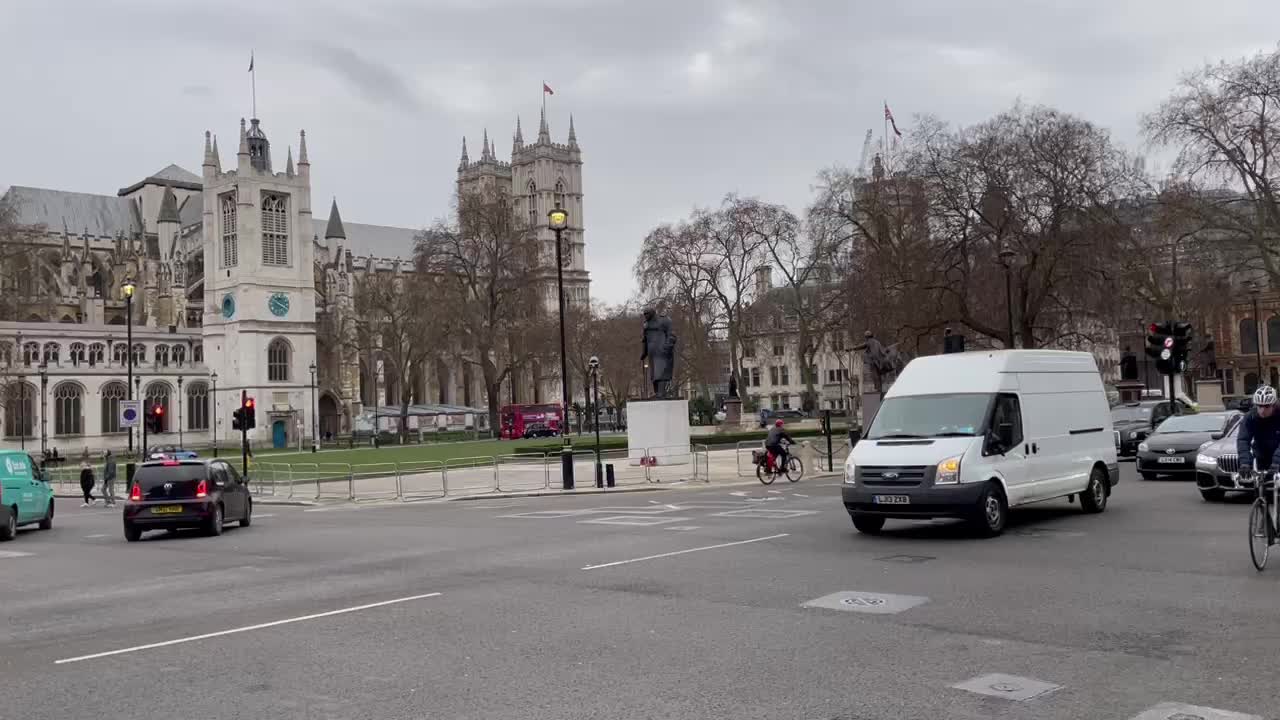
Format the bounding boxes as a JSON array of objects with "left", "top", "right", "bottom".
[{"left": 641, "top": 307, "right": 677, "bottom": 399}]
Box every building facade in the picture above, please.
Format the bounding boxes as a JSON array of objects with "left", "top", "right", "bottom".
[{"left": 0, "top": 109, "right": 590, "bottom": 452}]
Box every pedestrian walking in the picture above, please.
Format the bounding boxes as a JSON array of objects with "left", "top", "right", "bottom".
[
  {"left": 78, "top": 456, "right": 96, "bottom": 507},
  {"left": 101, "top": 450, "right": 117, "bottom": 507}
]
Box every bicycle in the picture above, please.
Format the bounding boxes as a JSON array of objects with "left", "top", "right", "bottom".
[
  {"left": 753, "top": 446, "right": 804, "bottom": 485},
  {"left": 1241, "top": 467, "right": 1279, "bottom": 571}
]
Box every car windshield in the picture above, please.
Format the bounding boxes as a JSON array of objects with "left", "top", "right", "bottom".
[
  {"left": 866, "top": 393, "right": 991, "bottom": 439},
  {"left": 1156, "top": 415, "right": 1225, "bottom": 433},
  {"left": 1111, "top": 405, "right": 1153, "bottom": 422}
]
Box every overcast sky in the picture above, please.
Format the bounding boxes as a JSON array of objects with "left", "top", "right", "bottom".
[{"left": 2, "top": 0, "right": 1277, "bottom": 304}]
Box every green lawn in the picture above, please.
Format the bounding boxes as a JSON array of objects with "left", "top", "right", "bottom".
[{"left": 251, "top": 436, "right": 580, "bottom": 469}]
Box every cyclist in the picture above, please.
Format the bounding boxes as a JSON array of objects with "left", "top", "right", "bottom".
[
  {"left": 1237, "top": 385, "right": 1280, "bottom": 486},
  {"left": 765, "top": 419, "right": 795, "bottom": 474}
]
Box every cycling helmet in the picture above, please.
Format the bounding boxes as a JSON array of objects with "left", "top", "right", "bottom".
[
  {"left": 775, "top": 419, "right": 784, "bottom": 427},
  {"left": 1254, "top": 385, "right": 1277, "bottom": 407}
]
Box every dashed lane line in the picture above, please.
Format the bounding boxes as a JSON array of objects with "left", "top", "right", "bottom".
[{"left": 581, "top": 533, "right": 789, "bottom": 571}]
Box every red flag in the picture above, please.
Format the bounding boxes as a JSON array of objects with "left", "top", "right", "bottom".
[
  {"left": 543, "top": 83, "right": 554, "bottom": 95},
  {"left": 884, "top": 103, "right": 902, "bottom": 137}
]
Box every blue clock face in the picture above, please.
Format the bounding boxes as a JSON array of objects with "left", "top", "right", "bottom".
[
  {"left": 221, "top": 294, "right": 235, "bottom": 319},
  {"left": 269, "top": 292, "right": 290, "bottom": 317}
]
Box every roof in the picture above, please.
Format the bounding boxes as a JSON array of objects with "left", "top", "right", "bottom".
[
  {"left": 117, "top": 164, "right": 203, "bottom": 196},
  {"left": 324, "top": 200, "right": 346, "bottom": 239},
  {"left": 2, "top": 186, "right": 141, "bottom": 237},
  {"left": 310, "top": 217, "right": 418, "bottom": 258},
  {"left": 888, "top": 350, "right": 1099, "bottom": 398},
  {"left": 178, "top": 194, "right": 201, "bottom": 228}
]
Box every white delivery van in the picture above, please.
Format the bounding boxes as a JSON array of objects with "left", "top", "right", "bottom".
[{"left": 842, "top": 350, "right": 1119, "bottom": 536}]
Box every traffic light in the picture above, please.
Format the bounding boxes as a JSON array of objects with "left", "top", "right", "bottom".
[
  {"left": 147, "top": 404, "right": 164, "bottom": 434},
  {"left": 231, "top": 407, "right": 243, "bottom": 432},
  {"left": 1145, "top": 321, "right": 1175, "bottom": 375},
  {"left": 1171, "top": 322, "right": 1193, "bottom": 374},
  {"left": 244, "top": 397, "right": 256, "bottom": 430}
]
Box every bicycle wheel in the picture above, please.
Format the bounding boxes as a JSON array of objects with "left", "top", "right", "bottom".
[
  {"left": 756, "top": 463, "right": 775, "bottom": 485},
  {"left": 785, "top": 457, "right": 804, "bottom": 482},
  {"left": 1249, "top": 498, "right": 1270, "bottom": 571}
]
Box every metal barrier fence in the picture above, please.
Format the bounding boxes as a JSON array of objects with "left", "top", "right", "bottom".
[{"left": 253, "top": 443, "right": 710, "bottom": 502}]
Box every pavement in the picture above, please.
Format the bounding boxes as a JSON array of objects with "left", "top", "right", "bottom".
[{"left": 2, "top": 464, "right": 1276, "bottom": 720}]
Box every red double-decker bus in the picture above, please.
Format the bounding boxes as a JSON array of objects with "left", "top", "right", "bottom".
[{"left": 500, "top": 403, "right": 563, "bottom": 439}]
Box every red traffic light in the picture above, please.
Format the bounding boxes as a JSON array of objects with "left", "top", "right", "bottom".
[
  {"left": 156, "top": 406, "right": 163, "bottom": 416},
  {"left": 1149, "top": 323, "right": 1159, "bottom": 334},
  {"left": 245, "top": 397, "right": 255, "bottom": 409}
]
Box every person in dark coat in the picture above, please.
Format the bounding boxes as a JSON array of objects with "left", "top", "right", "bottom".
[
  {"left": 79, "top": 456, "right": 96, "bottom": 506},
  {"left": 101, "top": 450, "right": 118, "bottom": 507}
]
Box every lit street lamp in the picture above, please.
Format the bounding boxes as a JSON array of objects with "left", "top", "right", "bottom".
[
  {"left": 309, "top": 360, "right": 318, "bottom": 453},
  {"left": 210, "top": 371, "right": 218, "bottom": 457},
  {"left": 549, "top": 206, "right": 574, "bottom": 490},
  {"left": 122, "top": 278, "right": 137, "bottom": 456}
]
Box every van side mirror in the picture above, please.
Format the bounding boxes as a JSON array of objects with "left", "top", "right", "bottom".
[{"left": 986, "top": 423, "right": 1015, "bottom": 455}]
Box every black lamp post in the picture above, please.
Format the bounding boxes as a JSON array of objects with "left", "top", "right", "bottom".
[
  {"left": 122, "top": 278, "right": 136, "bottom": 456},
  {"left": 38, "top": 360, "right": 48, "bottom": 455},
  {"left": 309, "top": 360, "right": 317, "bottom": 453},
  {"left": 176, "top": 375, "right": 184, "bottom": 449},
  {"left": 134, "top": 376, "right": 144, "bottom": 458},
  {"left": 1249, "top": 280, "right": 1265, "bottom": 390},
  {"left": 210, "top": 371, "right": 218, "bottom": 457},
  {"left": 17, "top": 370, "right": 25, "bottom": 452},
  {"left": 998, "top": 247, "right": 1017, "bottom": 349},
  {"left": 589, "top": 355, "right": 602, "bottom": 488},
  {"left": 548, "top": 206, "right": 575, "bottom": 489}
]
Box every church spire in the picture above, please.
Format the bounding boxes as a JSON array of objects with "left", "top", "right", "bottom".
[
  {"left": 324, "top": 198, "right": 347, "bottom": 240},
  {"left": 459, "top": 136, "right": 469, "bottom": 168},
  {"left": 285, "top": 146, "right": 295, "bottom": 177},
  {"left": 298, "top": 129, "right": 309, "bottom": 165},
  {"left": 482, "top": 128, "right": 492, "bottom": 161},
  {"left": 212, "top": 134, "right": 221, "bottom": 173},
  {"left": 514, "top": 116, "right": 524, "bottom": 147},
  {"left": 204, "top": 131, "right": 215, "bottom": 166},
  {"left": 238, "top": 118, "right": 249, "bottom": 156},
  {"left": 568, "top": 114, "right": 578, "bottom": 148},
  {"left": 538, "top": 105, "right": 551, "bottom": 144}
]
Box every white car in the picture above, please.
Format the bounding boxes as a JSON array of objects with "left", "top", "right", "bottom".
[{"left": 842, "top": 350, "right": 1119, "bottom": 536}]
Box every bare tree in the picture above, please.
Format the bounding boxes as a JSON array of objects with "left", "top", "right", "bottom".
[
  {"left": 416, "top": 188, "right": 547, "bottom": 432},
  {"left": 0, "top": 193, "right": 50, "bottom": 323},
  {"left": 1143, "top": 46, "right": 1280, "bottom": 284}
]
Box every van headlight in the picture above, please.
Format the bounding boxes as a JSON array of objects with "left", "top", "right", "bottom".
[
  {"left": 844, "top": 461, "right": 857, "bottom": 484},
  {"left": 936, "top": 456, "right": 962, "bottom": 484},
  {"left": 1138, "top": 442, "right": 1149, "bottom": 453}
]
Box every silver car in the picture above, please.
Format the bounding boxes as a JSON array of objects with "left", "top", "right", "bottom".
[{"left": 1194, "top": 418, "right": 1252, "bottom": 501}]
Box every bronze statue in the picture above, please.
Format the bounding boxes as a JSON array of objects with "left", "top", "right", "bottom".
[{"left": 641, "top": 307, "right": 677, "bottom": 398}]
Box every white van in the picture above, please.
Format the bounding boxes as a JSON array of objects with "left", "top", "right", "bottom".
[{"left": 843, "top": 350, "right": 1119, "bottom": 536}]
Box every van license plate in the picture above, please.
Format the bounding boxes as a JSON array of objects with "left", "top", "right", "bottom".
[
  {"left": 1157, "top": 456, "right": 1185, "bottom": 464},
  {"left": 873, "top": 495, "right": 910, "bottom": 505}
]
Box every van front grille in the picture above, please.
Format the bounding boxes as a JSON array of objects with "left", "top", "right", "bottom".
[{"left": 859, "top": 465, "right": 929, "bottom": 487}]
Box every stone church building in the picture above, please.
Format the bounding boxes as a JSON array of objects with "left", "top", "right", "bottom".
[{"left": 0, "top": 109, "right": 589, "bottom": 452}]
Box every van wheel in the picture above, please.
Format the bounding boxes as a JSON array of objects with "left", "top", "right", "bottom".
[
  {"left": 38, "top": 500, "right": 54, "bottom": 530},
  {"left": 971, "top": 483, "right": 1007, "bottom": 537},
  {"left": 1200, "top": 488, "right": 1226, "bottom": 502},
  {"left": 0, "top": 506, "right": 16, "bottom": 541},
  {"left": 1080, "top": 467, "right": 1108, "bottom": 513},
  {"left": 851, "top": 514, "right": 885, "bottom": 534}
]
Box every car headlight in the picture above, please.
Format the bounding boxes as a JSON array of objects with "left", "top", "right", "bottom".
[
  {"left": 936, "top": 455, "right": 962, "bottom": 484},
  {"left": 1128, "top": 431, "right": 1138, "bottom": 440},
  {"left": 1196, "top": 453, "right": 1216, "bottom": 466},
  {"left": 1138, "top": 442, "right": 1149, "bottom": 453},
  {"left": 844, "top": 461, "right": 857, "bottom": 484}
]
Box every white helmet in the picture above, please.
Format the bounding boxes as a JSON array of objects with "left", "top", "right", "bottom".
[{"left": 1254, "top": 385, "right": 1277, "bottom": 407}]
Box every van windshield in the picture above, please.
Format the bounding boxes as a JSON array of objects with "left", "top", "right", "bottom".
[{"left": 866, "top": 393, "right": 993, "bottom": 440}]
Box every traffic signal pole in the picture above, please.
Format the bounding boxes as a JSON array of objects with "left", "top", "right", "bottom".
[{"left": 241, "top": 390, "right": 249, "bottom": 480}]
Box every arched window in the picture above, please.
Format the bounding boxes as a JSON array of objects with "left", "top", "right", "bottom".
[
  {"left": 268, "top": 338, "right": 291, "bottom": 382},
  {"left": 1241, "top": 318, "right": 1260, "bottom": 356},
  {"left": 155, "top": 345, "right": 169, "bottom": 368},
  {"left": 42, "top": 342, "right": 60, "bottom": 365},
  {"left": 261, "top": 194, "right": 290, "bottom": 266},
  {"left": 186, "top": 381, "right": 209, "bottom": 431},
  {"left": 132, "top": 343, "right": 146, "bottom": 364},
  {"left": 4, "top": 381, "right": 35, "bottom": 439},
  {"left": 554, "top": 179, "right": 566, "bottom": 211},
  {"left": 145, "top": 382, "right": 170, "bottom": 433},
  {"left": 172, "top": 345, "right": 186, "bottom": 367},
  {"left": 53, "top": 382, "right": 83, "bottom": 436},
  {"left": 220, "top": 193, "right": 238, "bottom": 268},
  {"left": 193, "top": 344, "right": 203, "bottom": 364},
  {"left": 100, "top": 382, "right": 128, "bottom": 434},
  {"left": 527, "top": 180, "right": 537, "bottom": 225},
  {"left": 69, "top": 343, "right": 86, "bottom": 367},
  {"left": 112, "top": 343, "right": 128, "bottom": 366},
  {"left": 89, "top": 343, "right": 105, "bottom": 367},
  {"left": 1268, "top": 317, "right": 1280, "bottom": 355},
  {"left": 22, "top": 342, "right": 38, "bottom": 367}
]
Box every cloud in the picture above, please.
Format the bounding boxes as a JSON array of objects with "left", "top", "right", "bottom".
[
  {"left": 307, "top": 43, "right": 422, "bottom": 112},
  {"left": 181, "top": 84, "right": 214, "bottom": 97}
]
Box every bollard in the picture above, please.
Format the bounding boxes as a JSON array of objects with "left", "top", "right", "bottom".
[
  {"left": 605, "top": 463, "right": 616, "bottom": 488},
  {"left": 561, "top": 447, "right": 575, "bottom": 490},
  {"left": 595, "top": 462, "right": 604, "bottom": 489}
]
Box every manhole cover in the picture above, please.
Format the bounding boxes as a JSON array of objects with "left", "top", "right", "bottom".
[
  {"left": 841, "top": 596, "right": 887, "bottom": 607},
  {"left": 951, "top": 673, "right": 1061, "bottom": 701},
  {"left": 1126, "top": 702, "right": 1260, "bottom": 720},
  {"left": 990, "top": 682, "right": 1022, "bottom": 692}
]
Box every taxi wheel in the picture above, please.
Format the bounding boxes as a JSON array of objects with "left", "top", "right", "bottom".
[{"left": 38, "top": 500, "right": 53, "bottom": 530}]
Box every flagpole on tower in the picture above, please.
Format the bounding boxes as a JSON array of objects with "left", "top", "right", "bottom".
[
  {"left": 249, "top": 51, "right": 257, "bottom": 118},
  {"left": 882, "top": 98, "right": 889, "bottom": 170}
]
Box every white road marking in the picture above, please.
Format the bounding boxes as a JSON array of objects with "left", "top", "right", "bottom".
[
  {"left": 767, "top": 490, "right": 782, "bottom": 494},
  {"left": 0, "top": 550, "right": 33, "bottom": 558},
  {"left": 793, "top": 494, "right": 810, "bottom": 498},
  {"left": 84, "top": 534, "right": 109, "bottom": 539},
  {"left": 54, "top": 591, "right": 443, "bottom": 665},
  {"left": 255, "top": 514, "right": 276, "bottom": 518},
  {"left": 581, "top": 533, "right": 789, "bottom": 571},
  {"left": 578, "top": 515, "right": 687, "bottom": 527},
  {"left": 666, "top": 526, "right": 701, "bottom": 531}
]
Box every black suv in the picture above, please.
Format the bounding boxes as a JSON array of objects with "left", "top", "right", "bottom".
[{"left": 123, "top": 458, "right": 252, "bottom": 541}]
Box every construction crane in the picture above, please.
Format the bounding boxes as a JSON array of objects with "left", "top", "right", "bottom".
[{"left": 856, "top": 129, "right": 874, "bottom": 177}]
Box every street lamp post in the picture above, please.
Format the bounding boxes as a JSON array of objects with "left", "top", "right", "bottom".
[
  {"left": 998, "top": 247, "right": 1017, "bottom": 349},
  {"left": 210, "top": 371, "right": 218, "bottom": 457},
  {"left": 548, "top": 207, "right": 574, "bottom": 490},
  {"left": 17, "top": 370, "right": 25, "bottom": 451},
  {"left": 38, "top": 361, "right": 48, "bottom": 455},
  {"left": 134, "top": 376, "right": 143, "bottom": 458},
  {"left": 1250, "top": 280, "right": 1265, "bottom": 390},
  {"left": 176, "top": 375, "right": 184, "bottom": 449},
  {"left": 309, "top": 361, "right": 318, "bottom": 453},
  {"left": 122, "top": 278, "right": 136, "bottom": 456},
  {"left": 589, "top": 356, "right": 602, "bottom": 488}
]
